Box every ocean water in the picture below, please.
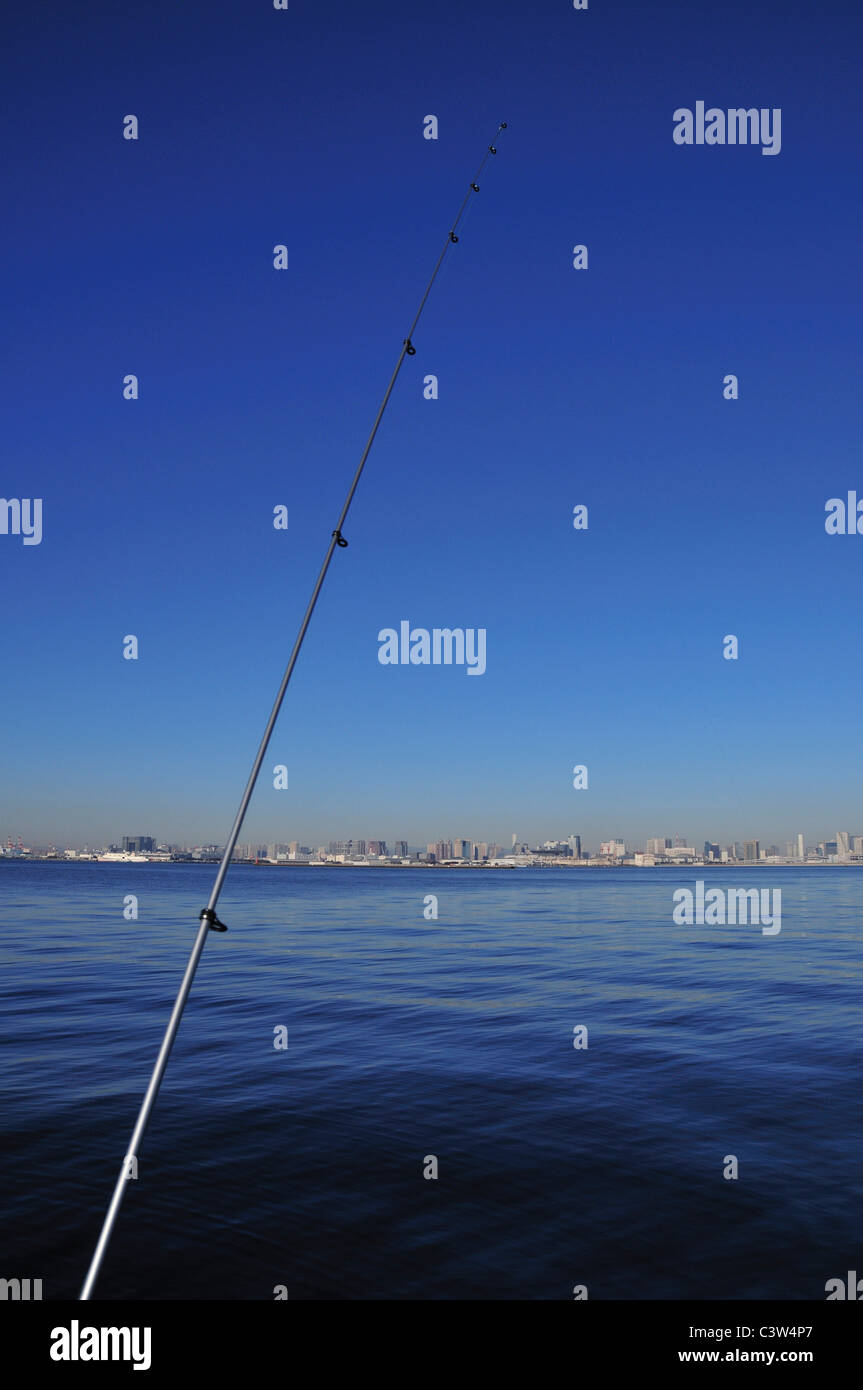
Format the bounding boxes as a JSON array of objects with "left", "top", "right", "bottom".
[{"left": 0, "top": 862, "right": 860, "bottom": 1301}]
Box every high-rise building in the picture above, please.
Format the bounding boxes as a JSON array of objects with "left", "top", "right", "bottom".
[
  {"left": 123, "top": 835, "right": 154, "bottom": 853},
  {"left": 837, "top": 830, "right": 851, "bottom": 858},
  {"left": 394, "top": 840, "right": 408, "bottom": 857},
  {"left": 568, "top": 834, "right": 582, "bottom": 860},
  {"left": 744, "top": 840, "right": 760, "bottom": 862},
  {"left": 796, "top": 833, "right": 805, "bottom": 859}
]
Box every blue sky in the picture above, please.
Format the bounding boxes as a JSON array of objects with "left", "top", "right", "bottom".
[{"left": 2, "top": 0, "right": 862, "bottom": 849}]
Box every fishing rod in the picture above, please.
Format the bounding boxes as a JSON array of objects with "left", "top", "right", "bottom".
[{"left": 80, "top": 120, "right": 508, "bottom": 1300}]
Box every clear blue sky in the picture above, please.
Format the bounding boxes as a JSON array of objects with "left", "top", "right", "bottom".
[{"left": 2, "top": 0, "right": 862, "bottom": 849}]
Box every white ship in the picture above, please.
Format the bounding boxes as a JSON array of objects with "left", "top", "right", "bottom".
[{"left": 97, "top": 851, "right": 149, "bottom": 863}]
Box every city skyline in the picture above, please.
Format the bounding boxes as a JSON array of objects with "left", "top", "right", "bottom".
[
  {"left": 6, "top": 823, "right": 863, "bottom": 863},
  {"left": 7, "top": 795, "right": 863, "bottom": 852}
]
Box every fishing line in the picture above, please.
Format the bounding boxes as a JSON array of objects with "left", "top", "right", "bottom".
[{"left": 79, "top": 121, "right": 508, "bottom": 1300}]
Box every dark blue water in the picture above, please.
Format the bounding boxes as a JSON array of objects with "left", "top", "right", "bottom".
[{"left": 1, "top": 862, "right": 860, "bottom": 1300}]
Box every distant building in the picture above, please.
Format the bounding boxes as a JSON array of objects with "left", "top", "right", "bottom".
[
  {"left": 744, "top": 840, "right": 760, "bottom": 862},
  {"left": 796, "top": 833, "right": 805, "bottom": 859},
  {"left": 123, "top": 836, "right": 154, "bottom": 853},
  {"left": 837, "top": 830, "right": 851, "bottom": 858},
  {"left": 394, "top": 840, "right": 408, "bottom": 857}
]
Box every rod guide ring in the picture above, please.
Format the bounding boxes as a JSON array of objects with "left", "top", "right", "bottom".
[{"left": 199, "top": 908, "right": 228, "bottom": 932}]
